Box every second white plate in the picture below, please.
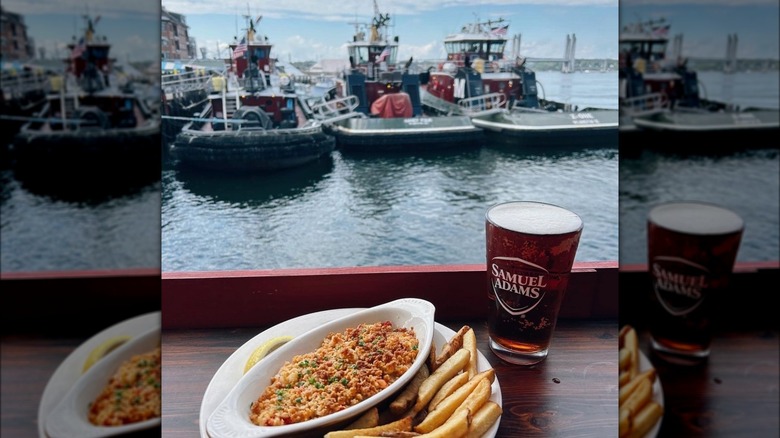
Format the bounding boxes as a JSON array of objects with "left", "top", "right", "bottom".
[{"left": 37, "top": 311, "right": 162, "bottom": 438}]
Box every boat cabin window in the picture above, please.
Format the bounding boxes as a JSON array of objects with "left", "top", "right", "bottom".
[
  {"left": 89, "top": 47, "right": 109, "bottom": 60},
  {"left": 348, "top": 47, "right": 370, "bottom": 64},
  {"left": 251, "top": 48, "right": 266, "bottom": 60},
  {"left": 445, "top": 40, "right": 503, "bottom": 60},
  {"left": 370, "top": 45, "right": 394, "bottom": 64},
  {"left": 620, "top": 41, "right": 667, "bottom": 61}
]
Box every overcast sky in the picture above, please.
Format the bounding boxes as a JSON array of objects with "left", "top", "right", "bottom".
[
  {"left": 3, "top": 0, "right": 776, "bottom": 64},
  {"left": 159, "top": 0, "right": 619, "bottom": 62}
]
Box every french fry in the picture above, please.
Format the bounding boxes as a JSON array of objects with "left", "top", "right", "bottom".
[
  {"left": 377, "top": 433, "right": 422, "bottom": 437},
  {"left": 390, "top": 364, "right": 430, "bottom": 415},
  {"left": 464, "top": 401, "right": 502, "bottom": 438},
  {"left": 622, "top": 373, "right": 652, "bottom": 417},
  {"left": 431, "top": 326, "right": 470, "bottom": 372},
  {"left": 619, "top": 347, "right": 630, "bottom": 370},
  {"left": 427, "top": 341, "right": 437, "bottom": 372},
  {"left": 618, "top": 324, "right": 633, "bottom": 344},
  {"left": 618, "top": 407, "right": 630, "bottom": 438},
  {"left": 619, "top": 325, "right": 663, "bottom": 438},
  {"left": 427, "top": 372, "right": 469, "bottom": 411},
  {"left": 415, "top": 408, "right": 470, "bottom": 438},
  {"left": 622, "top": 326, "right": 640, "bottom": 379},
  {"left": 414, "top": 376, "right": 489, "bottom": 434},
  {"left": 325, "top": 416, "right": 413, "bottom": 438},
  {"left": 347, "top": 407, "right": 379, "bottom": 429},
  {"left": 619, "top": 370, "right": 630, "bottom": 386},
  {"left": 431, "top": 368, "right": 494, "bottom": 411},
  {"left": 411, "top": 348, "right": 470, "bottom": 415},
  {"left": 451, "top": 377, "right": 491, "bottom": 424},
  {"left": 626, "top": 401, "right": 663, "bottom": 438},
  {"left": 462, "top": 328, "right": 478, "bottom": 379},
  {"left": 619, "top": 369, "right": 656, "bottom": 406}
]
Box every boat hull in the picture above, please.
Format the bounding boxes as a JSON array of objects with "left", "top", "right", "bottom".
[
  {"left": 11, "top": 123, "right": 160, "bottom": 170},
  {"left": 326, "top": 116, "right": 484, "bottom": 152},
  {"left": 170, "top": 126, "right": 336, "bottom": 172},
  {"left": 620, "top": 108, "right": 780, "bottom": 156},
  {"left": 471, "top": 108, "right": 619, "bottom": 148}
]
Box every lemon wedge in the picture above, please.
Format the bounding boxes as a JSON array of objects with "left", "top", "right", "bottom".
[
  {"left": 82, "top": 335, "right": 132, "bottom": 373},
  {"left": 244, "top": 335, "right": 294, "bottom": 374}
]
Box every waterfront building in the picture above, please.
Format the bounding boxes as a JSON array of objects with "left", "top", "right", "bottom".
[
  {"left": 161, "top": 6, "right": 197, "bottom": 60},
  {"left": 1, "top": 6, "right": 35, "bottom": 61}
]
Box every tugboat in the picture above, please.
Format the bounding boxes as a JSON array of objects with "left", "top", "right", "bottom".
[
  {"left": 169, "top": 16, "right": 338, "bottom": 172},
  {"left": 619, "top": 18, "right": 779, "bottom": 150},
  {"left": 10, "top": 14, "right": 160, "bottom": 184},
  {"left": 322, "top": 1, "right": 484, "bottom": 153},
  {"left": 421, "top": 18, "right": 619, "bottom": 148}
]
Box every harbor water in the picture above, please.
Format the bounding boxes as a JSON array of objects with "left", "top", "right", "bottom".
[
  {"left": 161, "top": 71, "right": 620, "bottom": 272},
  {"left": 3, "top": 70, "right": 777, "bottom": 273},
  {"left": 619, "top": 70, "right": 780, "bottom": 265}
]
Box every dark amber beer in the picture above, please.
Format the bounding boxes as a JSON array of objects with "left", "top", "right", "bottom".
[
  {"left": 486, "top": 201, "right": 583, "bottom": 365},
  {"left": 647, "top": 201, "right": 743, "bottom": 364}
]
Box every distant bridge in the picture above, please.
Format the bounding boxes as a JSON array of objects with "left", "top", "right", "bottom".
[
  {"left": 667, "top": 33, "right": 777, "bottom": 73},
  {"left": 509, "top": 33, "right": 579, "bottom": 73}
]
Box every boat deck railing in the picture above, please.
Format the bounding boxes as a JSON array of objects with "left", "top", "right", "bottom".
[
  {"left": 457, "top": 92, "right": 507, "bottom": 117},
  {"left": 162, "top": 71, "right": 214, "bottom": 96},
  {"left": 1, "top": 69, "right": 51, "bottom": 103},
  {"left": 307, "top": 95, "right": 363, "bottom": 124},
  {"left": 621, "top": 92, "right": 669, "bottom": 116}
]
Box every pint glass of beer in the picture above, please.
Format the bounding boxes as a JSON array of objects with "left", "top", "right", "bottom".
[
  {"left": 647, "top": 201, "right": 744, "bottom": 364},
  {"left": 486, "top": 201, "right": 583, "bottom": 365}
]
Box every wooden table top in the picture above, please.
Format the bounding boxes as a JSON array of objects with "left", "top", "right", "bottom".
[
  {"left": 624, "top": 327, "right": 779, "bottom": 438},
  {"left": 2, "top": 264, "right": 776, "bottom": 437},
  {"left": 5, "top": 320, "right": 777, "bottom": 437}
]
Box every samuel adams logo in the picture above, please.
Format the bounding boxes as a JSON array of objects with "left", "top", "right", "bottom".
[
  {"left": 490, "top": 256, "right": 554, "bottom": 316},
  {"left": 652, "top": 256, "right": 710, "bottom": 316}
]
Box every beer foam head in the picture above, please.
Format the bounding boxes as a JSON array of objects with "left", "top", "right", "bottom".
[
  {"left": 649, "top": 202, "right": 744, "bottom": 235},
  {"left": 487, "top": 201, "right": 583, "bottom": 235}
]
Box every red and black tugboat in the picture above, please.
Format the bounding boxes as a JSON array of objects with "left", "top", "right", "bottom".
[
  {"left": 322, "top": 1, "right": 484, "bottom": 153},
  {"left": 170, "top": 16, "right": 339, "bottom": 172},
  {"left": 421, "top": 18, "right": 618, "bottom": 148},
  {"left": 11, "top": 14, "right": 160, "bottom": 184}
]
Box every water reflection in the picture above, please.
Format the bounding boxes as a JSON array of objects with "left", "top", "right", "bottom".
[{"left": 168, "top": 155, "right": 335, "bottom": 208}]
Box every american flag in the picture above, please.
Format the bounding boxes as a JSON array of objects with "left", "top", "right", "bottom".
[
  {"left": 232, "top": 37, "right": 247, "bottom": 60},
  {"left": 652, "top": 25, "right": 670, "bottom": 38},
  {"left": 70, "top": 38, "right": 86, "bottom": 59},
  {"left": 490, "top": 25, "right": 508, "bottom": 37},
  {"left": 376, "top": 46, "right": 391, "bottom": 63}
]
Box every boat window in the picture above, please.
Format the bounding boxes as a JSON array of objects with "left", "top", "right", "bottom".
[
  {"left": 487, "top": 41, "right": 505, "bottom": 57},
  {"left": 349, "top": 47, "right": 370, "bottom": 64}
]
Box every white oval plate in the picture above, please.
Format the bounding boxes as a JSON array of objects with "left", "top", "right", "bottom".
[
  {"left": 199, "top": 307, "right": 501, "bottom": 438},
  {"left": 45, "top": 327, "right": 161, "bottom": 438},
  {"left": 37, "top": 311, "right": 161, "bottom": 438},
  {"left": 206, "top": 298, "right": 436, "bottom": 438},
  {"left": 639, "top": 350, "right": 664, "bottom": 438}
]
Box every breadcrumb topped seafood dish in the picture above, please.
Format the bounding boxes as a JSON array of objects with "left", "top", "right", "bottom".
[
  {"left": 249, "top": 321, "right": 419, "bottom": 426},
  {"left": 87, "top": 347, "right": 161, "bottom": 426}
]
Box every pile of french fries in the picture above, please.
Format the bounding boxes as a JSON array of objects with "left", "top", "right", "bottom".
[
  {"left": 324, "top": 325, "right": 502, "bottom": 438},
  {"left": 619, "top": 325, "right": 663, "bottom": 438}
]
